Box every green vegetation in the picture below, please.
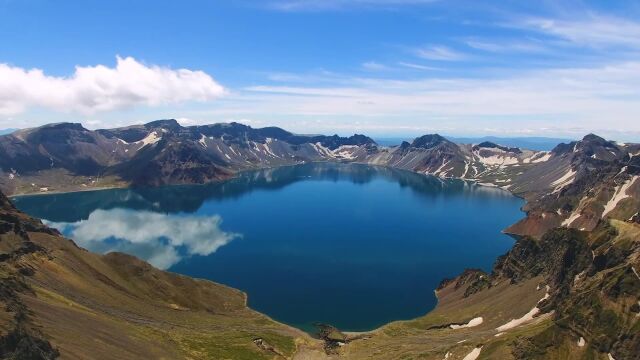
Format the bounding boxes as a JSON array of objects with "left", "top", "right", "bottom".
[{"left": 179, "top": 333, "right": 272, "bottom": 360}]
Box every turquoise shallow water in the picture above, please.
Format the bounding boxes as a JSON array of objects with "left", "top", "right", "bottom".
[{"left": 13, "top": 163, "right": 524, "bottom": 332}]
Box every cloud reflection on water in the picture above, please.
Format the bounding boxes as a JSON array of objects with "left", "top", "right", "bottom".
[{"left": 46, "top": 208, "right": 240, "bottom": 269}]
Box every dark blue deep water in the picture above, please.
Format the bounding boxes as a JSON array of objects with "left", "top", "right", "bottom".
[{"left": 13, "top": 163, "right": 524, "bottom": 332}]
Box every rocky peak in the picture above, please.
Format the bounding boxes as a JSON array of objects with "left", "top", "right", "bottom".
[
  {"left": 20, "top": 122, "right": 95, "bottom": 144},
  {"left": 581, "top": 133, "right": 608, "bottom": 144},
  {"left": 185, "top": 121, "right": 250, "bottom": 133},
  {"left": 195, "top": 122, "right": 264, "bottom": 143},
  {"left": 473, "top": 141, "right": 522, "bottom": 154},
  {"left": 580, "top": 133, "right": 618, "bottom": 150},
  {"left": 345, "top": 134, "right": 376, "bottom": 146},
  {"left": 219, "top": 122, "right": 251, "bottom": 131},
  {"left": 253, "top": 126, "right": 293, "bottom": 140},
  {"left": 144, "top": 119, "right": 182, "bottom": 131},
  {"left": 551, "top": 133, "right": 623, "bottom": 162},
  {"left": 15, "top": 122, "right": 88, "bottom": 137},
  {"left": 410, "top": 134, "right": 450, "bottom": 149},
  {"left": 41, "top": 122, "right": 88, "bottom": 131}
]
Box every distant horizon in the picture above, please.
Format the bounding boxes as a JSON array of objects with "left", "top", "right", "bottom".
[
  {"left": 11, "top": 119, "right": 640, "bottom": 146},
  {"left": 2, "top": 118, "right": 634, "bottom": 143},
  {"left": 0, "top": 120, "right": 583, "bottom": 139}
]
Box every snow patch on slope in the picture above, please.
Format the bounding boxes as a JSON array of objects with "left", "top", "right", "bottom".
[
  {"left": 260, "top": 139, "right": 279, "bottom": 157},
  {"left": 136, "top": 131, "right": 162, "bottom": 147},
  {"left": 602, "top": 176, "right": 638, "bottom": 218},
  {"left": 532, "top": 152, "right": 551, "bottom": 163},
  {"left": 311, "top": 142, "right": 360, "bottom": 160},
  {"left": 462, "top": 347, "right": 482, "bottom": 360},
  {"left": 496, "top": 286, "right": 550, "bottom": 331},
  {"left": 311, "top": 142, "right": 333, "bottom": 157},
  {"left": 552, "top": 169, "right": 576, "bottom": 187},
  {"left": 562, "top": 211, "right": 582, "bottom": 227},
  {"left": 198, "top": 134, "right": 207, "bottom": 148},
  {"left": 333, "top": 145, "right": 359, "bottom": 159},
  {"left": 474, "top": 151, "right": 518, "bottom": 167},
  {"left": 551, "top": 168, "right": 577, "bottom": 194},
  {"left": 577, "top": 337, "right": 585, "bottom": 347},
  {"left": 450, "top": 317, "right": 483, "bottom": 329}
]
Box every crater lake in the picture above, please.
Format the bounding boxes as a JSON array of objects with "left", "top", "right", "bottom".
[{"left": 13, "top": 163, "right": 524, "bottom": 332}]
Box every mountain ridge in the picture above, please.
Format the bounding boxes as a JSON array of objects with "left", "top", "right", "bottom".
[{"left": 2, "top": 121, "right": 639, "bottom": 240}]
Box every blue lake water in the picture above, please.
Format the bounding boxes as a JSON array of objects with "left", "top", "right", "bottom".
[{"left": 13, "top": 163, "right": 524, "bottom": 332}]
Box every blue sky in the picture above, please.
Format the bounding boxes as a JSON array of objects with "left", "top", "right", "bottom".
[{"left": 1, "top": 0, "right": 640, "bottom": 140}]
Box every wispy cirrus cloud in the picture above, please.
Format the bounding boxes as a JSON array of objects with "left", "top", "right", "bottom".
[
  {"left": 415, "top": 46, "right": 466, "bottom": 61},
  {"left": 361, "top": 61, "right": 389, "bottom": 71},
  {"left": 515, "top": 15, "right": 640, "bottom": 49},
  {"left": 267, "top": 0, "right": 439, "bottom": 11},
  {"left": 0, "top": 56, "right": 225, "bottom": 116},
  {"left": 397, "top": 62, "right": 440, "bottom": 71},
  {"left": 227, "top": 60, "right": 640, "bottom": 139},
  {"left": 464, "top": 38, "right": 549, "bottom": 53}
]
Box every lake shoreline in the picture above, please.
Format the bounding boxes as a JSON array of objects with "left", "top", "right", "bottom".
[{"left": 12, "top": 161, "right": 528, "bottom": 335}]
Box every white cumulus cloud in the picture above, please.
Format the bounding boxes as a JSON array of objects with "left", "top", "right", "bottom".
[{"left": 0, "top": 56, "right": 225, "bottom": 115}]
